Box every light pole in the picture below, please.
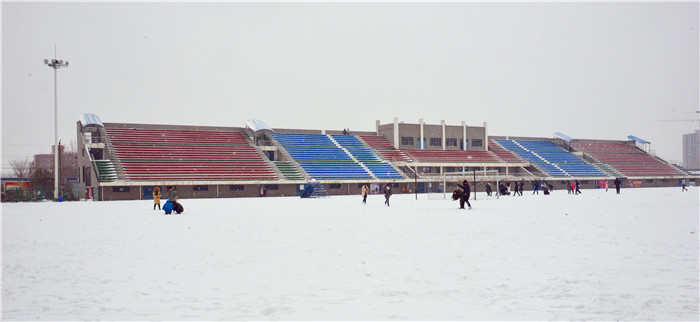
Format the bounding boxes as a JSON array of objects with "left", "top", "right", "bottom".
[{"left": 44, "top": 57, "right": 69, "bottom": 201}]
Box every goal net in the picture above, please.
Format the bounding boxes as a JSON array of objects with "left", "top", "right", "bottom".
[{"left": 425, "top": 169, "right": 501, "bottom": 200}]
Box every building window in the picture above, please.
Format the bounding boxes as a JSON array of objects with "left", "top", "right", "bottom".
[
  {"left": 112, "top": 186, "right": 130, "bottom": 193},
  {"left": 430, "top": 138, "right": 441, "bottom": 146},
  {"left": 401, "top": 137, "right": 414, "bottom": 146},
  {"left": 193, "top": 185, "right": 208, "bottom": 191},
  {"left": 229, "top": 185, "right": 244, "bottom": 191},
  {"left": 329, "top": 184, "right": 341, "bottom": 189},
  {"left": 472, "top": 139, "right": 483, "bottom": 147},
  {"left": 265, "top": 184, "right": 279, "bottom": 190},
  {"left": 446, "top": 138, "right": 457, "bottom": 147}
]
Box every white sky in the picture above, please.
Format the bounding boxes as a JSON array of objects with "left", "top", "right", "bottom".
[{"left": 2, "top": 1, "right": 698, "bottom": 172}]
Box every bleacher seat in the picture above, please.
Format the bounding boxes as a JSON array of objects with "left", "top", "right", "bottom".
[
  {"left": 570, "top": 140, "right": 684, "bottom": 177},
  {"left": 105, "top": 127, "right": 277, "bottom": 181},
  {"left": 330, "top": 135, "right": 365, "bottom": 147},
  {"left": 495, "top": 139, "right": 607, "bottom": 177},
  {"left": 405, "top": 150, "right": 501, "bottom": 163},
  {"left": 363, "top": 162, "right": 404, "bottom": 179},
  {"left": 299, "top": 162, "right": 372, "bottom": 179}
]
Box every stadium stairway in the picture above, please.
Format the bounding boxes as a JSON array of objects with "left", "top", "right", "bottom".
[
  {"left": 594, "top": 162, "right": 624, "bottom": 178},
  {"left": 268, "top": 135, "right": 312, "bottom": 181},
  {"left": 243, "top": 133, "right": 291, "bottom": 181},
  {"left": 273, "top": 161, "right": 306, "bottom": 181},
  {"left": 331, "top": 135, "right": 405, "bottom": 179},
  {"left": 309, "top": 181, "right": 330, "bottom": 197},
  {"left": 328, "top": 135, "right": 378, "bottom": 179},
  {"left": 496, "top": 139, "right": 606, "bottom": 178},
  {"left": 99, "top": 127, "right": 127, "bottom": 181},
  {"left": 93, "top": 160, "right": 118, "bottom": 182}
]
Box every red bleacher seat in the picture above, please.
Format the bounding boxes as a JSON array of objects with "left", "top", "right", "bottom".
[
  {"left": 105, "top": 127, "right": 277, "bottom": 181},
  {"left": 359, "top": 135, "right": 394, "bottom": 148},
  {"left": 570, "top": 140, "right": 684, "bottom": 177},
  {"left": 105, "top": 128, "right": 249, "bottom": 145}
]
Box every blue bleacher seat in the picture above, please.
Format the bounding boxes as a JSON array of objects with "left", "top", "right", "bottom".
[
  {"left": 346, "top": 148, "right": 382, "bottom": 162},
  {"left": 284, "top": 147, "right": 353, "bottom": 162},
  {"left": 299, "top": 162, "right": 372, "bottom": 179},
  {"left": 516, "top": 140, "right": 564, "bottom": 152},
  {"left": 556, "top": 163, "right": 605, "bottom": 177},
  {"left": 363, "top": 162, "right": 403, "bottom": 179},
  {"left": 331, "top": 135, "right": 365, "bottom": 147},
  {"left": 272, "top": 133, "right": 335, "bottom": 146}
]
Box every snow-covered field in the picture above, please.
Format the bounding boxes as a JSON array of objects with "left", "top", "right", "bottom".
[{"left": 2, "top": 187, "right": 698, "bottom": 320}]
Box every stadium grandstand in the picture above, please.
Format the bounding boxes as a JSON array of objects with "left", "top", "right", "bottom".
[{"left": 76, "top": 114, "right": 697, "bottom": 200}]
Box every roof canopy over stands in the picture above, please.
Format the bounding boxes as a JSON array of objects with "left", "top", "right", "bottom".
[
  {"left": 245, "top": 119, "right": 273, "bottom": 133},
  {"left": 554, "top": 132, "right": 574, "bottom": 142},
  {"left": 628, "top": 135, "right": 650, "bottom": 144},
  {"left": 79, "top": 113, "right": 104, "bottom": 127}
]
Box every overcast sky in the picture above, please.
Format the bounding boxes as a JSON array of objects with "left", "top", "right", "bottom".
[{"left": 2, "top": 1, "right": 698, "bottom": 173}]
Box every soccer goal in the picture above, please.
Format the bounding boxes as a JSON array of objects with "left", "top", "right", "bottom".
[{"left": 426, "top": 169, "right": 502, "bottom": 200}]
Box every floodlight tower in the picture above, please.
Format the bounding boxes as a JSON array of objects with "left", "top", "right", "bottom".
[{"left": 44, "top": 57, "right": 69, "bottom": 201}]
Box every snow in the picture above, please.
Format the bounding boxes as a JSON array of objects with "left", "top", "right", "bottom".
[{"left": 2, "top": 187, "right": 699, "bottom": 320}]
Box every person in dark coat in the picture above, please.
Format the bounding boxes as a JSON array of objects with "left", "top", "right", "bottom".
[
  {"left": 519, "top": 181, "right": 524, "bottom": 196},
  {"left": 457, "top": 180, "right": 472, "bottom": 209},
  {"left": 484, "top": 182, "right": 492, "bottom": 196},
  {"left": 575, "top": 180, "right": 581, "bottom": 195},
  {"left": 383, "top": 184, "right": 392, "bottom": 206},
  {"left": 532, "top": 180, "right": 539, "bottom": 194},
  {"left": 614, "top": 177, "right": 621, "bottom": 194},
  {"left": 513, "top": 181, "right": 519, "bottom": 197},
  {"left": 361, "top": 184, "right": 369, "bottom": 204}
]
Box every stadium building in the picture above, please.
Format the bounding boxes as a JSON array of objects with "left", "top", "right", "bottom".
[{"left": 76, "top": 114, "right": 697, "bottom": 201}]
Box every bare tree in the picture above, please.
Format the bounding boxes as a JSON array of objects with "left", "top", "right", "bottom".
[{"left": 9, "top": 158, "right": 33, "bottom": 178}]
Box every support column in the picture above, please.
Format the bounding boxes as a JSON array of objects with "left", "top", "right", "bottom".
[
  {"left": 462, "top": 121, "right": 467, "bottom": 151},
  {"left": 393, "top": 117, "right": 399, "bottom": 149},
  {"left": 419, "top": 118, "right": 425, "bottom": 150},
  {"left": 441, "top": 120, "right": 446, "bottom": 150},
  {"left": 483, "top": 121, "right": 489, "bottom": 151}
]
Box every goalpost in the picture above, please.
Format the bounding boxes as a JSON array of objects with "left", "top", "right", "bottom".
[{"left": 426, "top": 169, "right": 501, "bottom": 200}]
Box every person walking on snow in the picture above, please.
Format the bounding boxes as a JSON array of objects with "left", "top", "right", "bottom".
[
  {"left": 457, "top": 180, "right": 472, "bottom": 209},
  {"left": 485, "top": 182, "right": 492, "bottom": 196},
  {"left": 383, "top": 184, "right": 392, "bottom": 206},
  {"left": 361, "top": 184, "right": 369, "bottom": 204},
  {"left": 519, "top": 181, "right": 524, "bottom": 196},
  {"left": 614, "top": 177, "right": 621, "bottom": 194},
  {"left": 575, "top": 180, "right": 581, "bottom": 195},
  {"left": 532, "top": 180, "right": 539, "bottom": 195},
  {"left": 513, "top": 181, "right": 519, "bottom": 197}
]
